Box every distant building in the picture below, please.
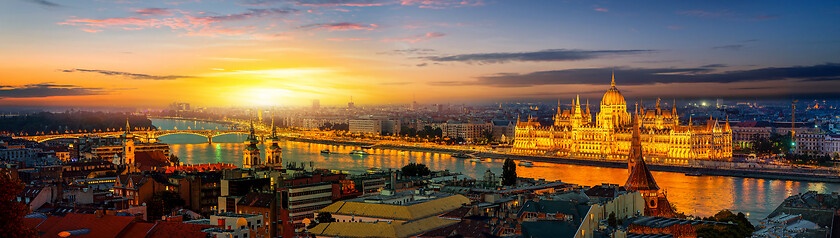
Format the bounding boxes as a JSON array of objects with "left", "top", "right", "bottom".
[
  {"left": 349, "top": 119, "right": 382, "bottom": 135},
  {"left": 312, "top": 99, "right": 320, "bottom": 111}
]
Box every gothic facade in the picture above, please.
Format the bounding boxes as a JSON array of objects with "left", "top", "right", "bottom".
[{"left": 513, "top": 75, "right": 733, "bottom": 165}]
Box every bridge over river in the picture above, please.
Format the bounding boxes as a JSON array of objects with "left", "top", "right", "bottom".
[{"left": 15, "top": 130, "right": 252, "bottom": 143}]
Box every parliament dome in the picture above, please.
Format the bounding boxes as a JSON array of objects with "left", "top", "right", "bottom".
[{"left": 601, "top": 74, "right": 626, "bottom": 106}]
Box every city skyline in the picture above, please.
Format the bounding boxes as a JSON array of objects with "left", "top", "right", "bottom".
[{"left": 2, "top": 0, "right": 840, "bottom": 108}]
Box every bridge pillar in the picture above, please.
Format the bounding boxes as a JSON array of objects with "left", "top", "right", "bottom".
[{"left": 208, "top": 136, "right": 212, "bottom": 144}]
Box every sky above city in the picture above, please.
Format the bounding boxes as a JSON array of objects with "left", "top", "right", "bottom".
[{"left": 1, "top": 0, "right": 839, "bottom": 107}]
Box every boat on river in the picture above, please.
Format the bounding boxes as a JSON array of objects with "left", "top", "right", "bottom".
[
  {"left": 320, "top": 149, "right": 330, "bottom": 154},
  {"left": 452, "top": 152, "right": 477, "bottom": 159},
  {"left": 350, "top": 150, "right": 370, "bottom": 155},
  {"left": 518, "top": 161, "right": 534, "bottom": 167}
]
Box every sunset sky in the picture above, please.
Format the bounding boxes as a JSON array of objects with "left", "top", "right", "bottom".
[{"left": 1, "top": 0, "right": 839, "bottom": 107}]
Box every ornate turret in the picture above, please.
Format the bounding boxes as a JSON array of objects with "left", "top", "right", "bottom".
[
  {"left": 123, "top": 119, "right": 135, "bottom": 166},
  {"left": 243, "top": 121, "right": 261, "bottom": 169},
  {"left": 265, "top": 119, "right": 283, "bottom": 167},
  {"left": 655, "top": 98, "right": 662, "bottom": 115}
]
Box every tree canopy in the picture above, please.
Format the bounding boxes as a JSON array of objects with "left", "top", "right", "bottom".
[
  {"left": 0, "top": 171, "right": 36, "bottom": 237},
  {"left": 502, "top": 159, "right": 517, "bottom": 186},
  {"left": 401, "top": 163, "right": 431, "bottom": 177},
  {"left": 696, "top": 210, "right": 754, "bottom": 238}
]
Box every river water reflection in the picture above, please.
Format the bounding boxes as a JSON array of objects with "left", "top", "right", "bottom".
[{"left": 152, "top": 119, "right": 839, "bottom": 222}]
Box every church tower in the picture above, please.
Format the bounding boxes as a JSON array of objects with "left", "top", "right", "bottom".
[
  {"left": 625, "top": 112, "right": 676, "bottom": 217},
  {"left": 123, "top": 119, "right": 135, "bottom": 165},
  {"left": 264, "top": 119, "right": 282, "bottom": 167},
  {"left": 243, "top": 121, "right": 261, "bottom": 169}
]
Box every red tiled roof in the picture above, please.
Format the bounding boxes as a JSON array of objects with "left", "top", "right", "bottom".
[
  {"left": 134, "top": 151, "right": 171, "bottom": 171},
  {"left": 23, "top": 217, "right": 45, "bottom": 229},
  {"left": 121, "top": 222, "right": 156, "bottom": 238},
  {"left": 37, "top": 213, "right": 136, "bottom": 238},
  {"left": 144, "top": 221, "right": 215, "bottom": 238}
]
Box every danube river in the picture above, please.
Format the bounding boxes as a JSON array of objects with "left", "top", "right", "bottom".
[{"left": 152, "top": 119, "right": 839, "bottom": 222}]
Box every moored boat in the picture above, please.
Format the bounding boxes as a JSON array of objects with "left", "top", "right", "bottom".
[{"left": 518, "top": 161, "right": 534, "bottom": 167}]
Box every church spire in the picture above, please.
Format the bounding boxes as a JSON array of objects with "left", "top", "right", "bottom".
[
  {"left": 625, "top": 109, "right": 659, "bottom": 191},
  {"left": 672, "top": 98, "right": 677, "bottom": 115},
  {"left": 585, "top": 99, "right": 591, "bottom": 115},
  {"left": 656, "top": 98, "right": 662, "bottom": 115},
  {"left": 611, "top": 70, "right": 616, "bottom": 87},
  {"left": 125, "top": 119, "right": 130, "bottom": 133},
  {"left": 724, "top": 115, "right": 731, "bottom": 131},
  {"left": 271, "top": 118, "right": 277, "bottom": 139}
]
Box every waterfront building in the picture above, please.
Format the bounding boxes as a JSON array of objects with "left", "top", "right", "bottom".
[
  {"left": 243, "top": 122, "right": 261, "bottom": 169},
  {"left": 349, "top": 119, "right": 382, "bottom": 135},
  {"left": 513, "top": 74, "right": 733, "bottom": 165}
]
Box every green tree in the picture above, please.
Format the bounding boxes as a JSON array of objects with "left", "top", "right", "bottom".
[
  {"left": 696, "top": 210, "right": 754, "bottom": 238},
  {"left": 308, "top": 212, "right": 335, "bottom": 229},
  {"left": 502, "top": 159, "right": 517, "bottom": 186},
  {"left": 0, "top": 171, "right": 36, "bottom": 237},
  {"left": 316, "top": 212, "right": 335, "bottom": 223},
  {"left": 401, "top": 163, "right": 431, "bottom": 177}
]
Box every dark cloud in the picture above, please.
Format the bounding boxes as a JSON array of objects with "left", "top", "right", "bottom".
[
  {"left": 201, "top": 8, "right": 299, "bottom": 22},
  {"left": 753, "top": 15, "right": 780, "bottom": 20},
  {"left": 241, "top": 0, "right": 386, "bottom": 7},
  {"left": 416, "top": 63, "right": 428, "bottom": 67},
  {"left": 0, "top": 83, "right": 103, "bottom": 99},
  {"left": 135, "top": 8, "right": 173, "bottom": 16},
  {"left": 712, "top": 44, "right": 744, "bottom": 50},
  {"left": 421, "top": 49, "right": 656, "bottom": 64},
  {"left": 62, "top": 69, "right": 193, "bottom": 80},
  {"left": 701, "top": 64, "right": 727, "bottom": 68},
  {"left": 439, "top": 63, "right": 840, "bottom": 87},
  {"left": 379, "top": 48, "right": 436, "bottom": 55},
  {"left": 734, "top": 87, "right": 776, "bottom": 90},
  {"left": 24, "top": 0, "right": 61, "bottom": 7}
]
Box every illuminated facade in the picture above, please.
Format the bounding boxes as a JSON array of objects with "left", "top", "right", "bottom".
[{"left": 513, "top": 74, "right": 733, "bottom": 165}]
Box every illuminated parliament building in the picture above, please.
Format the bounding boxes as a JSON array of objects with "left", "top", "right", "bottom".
[{"left": 513, "top": 74, "right": 733, "bottom": 165}]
